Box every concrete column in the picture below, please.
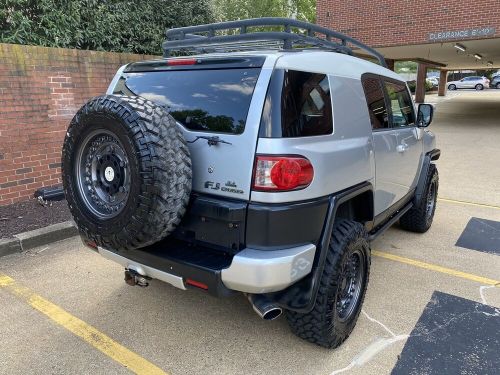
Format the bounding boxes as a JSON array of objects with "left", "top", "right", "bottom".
[
  {"left": 438, "top": 70, "right": 448, "bottom": 96},
  {"left": 415, "top": 63, "right": 427, "bottom": 103},
  {"left": 385, "top": 59, "right": 395, "bottom": 71}
]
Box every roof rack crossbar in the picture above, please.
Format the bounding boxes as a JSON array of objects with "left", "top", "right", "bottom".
[
  {"left": 163, "top": 17, "right": 386, "bottom": 67},
  {"left": 164, "top": 32, "right": 351, "bottom": 55}
]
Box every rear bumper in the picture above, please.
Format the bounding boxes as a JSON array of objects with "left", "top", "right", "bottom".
[
  {"left": 99, "top": 248, "right": 187, "bottom": 290},
  {"left": 220, "top": 244, "right": 315, "bottom": 293},
  {"left": 97, "top": 241, "right": 316, "bottom": 295}
]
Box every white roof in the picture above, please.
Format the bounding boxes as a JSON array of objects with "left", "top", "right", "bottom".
[
  {"left": 273, "top": 51, "right": 403, "bottom": 81},
  {"left": 193, "top": 50, "right": 403, "bottom": 81}
]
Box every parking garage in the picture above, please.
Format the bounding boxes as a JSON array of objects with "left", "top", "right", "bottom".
[{"left": 317, "top": 0, "right": 500, "bottom": 102}]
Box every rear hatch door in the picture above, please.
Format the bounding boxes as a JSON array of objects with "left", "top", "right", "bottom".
[{"left": 112, "top": 56, "right": 272, "bottom": 201}]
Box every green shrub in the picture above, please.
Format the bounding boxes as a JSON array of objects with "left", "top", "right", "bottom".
[
  {"left": 0, "top": 0, "right": 214, "bottom": 55},
  {"left": 406, "top": 80, "right": 434, "bottom": 93},
  {"left": 425, "top": 80, "right": 434, "bottom": 91}
]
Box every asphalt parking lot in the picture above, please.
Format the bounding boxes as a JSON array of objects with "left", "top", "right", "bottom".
[{"left": 1, "top": 90, "right": 499, "bottom": 375}]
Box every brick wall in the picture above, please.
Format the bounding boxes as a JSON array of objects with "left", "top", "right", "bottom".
[
  {"left": 0, "top": 44, "right": 155, "bottom": 206},
  {"left": 316, "top": 0, "right": 500, "bottom": 47}
]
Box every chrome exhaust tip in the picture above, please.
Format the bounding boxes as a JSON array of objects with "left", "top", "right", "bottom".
[{"left": 248, "top": 294, "right": 283, "bottom": 321}]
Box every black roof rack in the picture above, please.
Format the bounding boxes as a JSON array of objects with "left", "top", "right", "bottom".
[{"left": 163, "top": 17, "right": 387, "bottom": 68}]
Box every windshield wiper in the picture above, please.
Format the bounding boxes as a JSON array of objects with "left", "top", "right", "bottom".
[{"left": 186, "top": 135, "right": 232, "bottom": 146}]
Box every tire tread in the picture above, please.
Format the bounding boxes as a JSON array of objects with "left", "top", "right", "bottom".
[
  {"left": 62, "top": 95, "right": 192, "bottom": 251},
  {"left": 286, "top": 219, "right": 370, "bottom": 348}
]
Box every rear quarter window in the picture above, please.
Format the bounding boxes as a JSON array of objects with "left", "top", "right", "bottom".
[
  {"left": 259, "top": 69, "right": 333, "bottom": 138},
  {"left": 113, "top": 68, "right": 260, "bottom": 134}
]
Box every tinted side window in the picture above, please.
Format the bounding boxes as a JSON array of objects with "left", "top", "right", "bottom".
[
  {"left": 113, "top": 68, "right": 260, "bottom": 134},
  {"left": 361, "top": 77, "right": 389, "bottom": 130},
  {"left": 280, "top": 70, "right": 333, "bottom": 137},
  {"left": 384, "top": 81, "right": 415, "bottom": 127}
]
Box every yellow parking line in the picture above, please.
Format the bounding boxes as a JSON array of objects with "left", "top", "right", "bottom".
[
  {"left": 0, "top": 273, "right": 167, "bottom": 375},
  {"left": 438, "top": 197, "right": 500, "bottom": 211},
  {"left": 373, "top": 250, "right": 500, "bottom": 286}
]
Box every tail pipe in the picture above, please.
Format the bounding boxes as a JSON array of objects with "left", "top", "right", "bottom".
[{"left": 247, "top": 294, "right": 282, "bottom": 320}]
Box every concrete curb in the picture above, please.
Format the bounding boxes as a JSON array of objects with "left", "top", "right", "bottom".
[
  {"left": 0, "top": 221, "right": 78, "bottom": 257},
  {"left": 0, "top": 237, "right": 22, "bottom": 257}
]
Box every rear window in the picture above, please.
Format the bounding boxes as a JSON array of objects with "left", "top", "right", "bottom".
[{"left": 113, "top": 68, "right": 260, "bottom": 134}]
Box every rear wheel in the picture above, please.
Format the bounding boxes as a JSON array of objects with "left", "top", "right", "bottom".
[
  {"left": 399, "top": 164, "right": 438, "bottom": 233},
  {"left": 286, "top": 219, "right": 370, "bottom": 348},
  {"left": 475, "top": 84, "right": 484, "bottom": 91},
  {"left": 62, "top": 95, "right": 192, "bottom": 251},
  {"left": 448, "top": 84, "right": 456, "bottom": 90}
]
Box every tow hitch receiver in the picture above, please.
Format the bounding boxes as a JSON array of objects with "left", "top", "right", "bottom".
[{"left": 124, "top": 269, "right": 151, "bottom": 287}]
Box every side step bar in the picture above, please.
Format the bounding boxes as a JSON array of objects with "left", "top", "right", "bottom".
[{"left": 368, "top": 203, "right": 413, "bottom": 242}]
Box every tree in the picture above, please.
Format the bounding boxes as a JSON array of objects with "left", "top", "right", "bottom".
[
  {"left": 0, "top": 0, "right": 215, "bottom": 55},
  {"left": 395, "top": 61, "right": 417, "bottom": 74},
  {"left": 213, "top": 0, "right": 316, "bottom": 23}
]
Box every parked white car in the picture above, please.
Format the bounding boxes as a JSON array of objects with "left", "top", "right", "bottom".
[
  {"left": 447, "top": 76, "right": 490, "bottom": 90},
  {"left": 426, "top": 77, "right": 439, "bottom": 87}
]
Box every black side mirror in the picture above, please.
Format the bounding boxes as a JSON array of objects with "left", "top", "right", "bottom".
[{"left": 417, "top": 103, "right": 434, "bottom": 127}]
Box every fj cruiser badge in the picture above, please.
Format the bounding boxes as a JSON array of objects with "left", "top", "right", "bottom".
[{"left": 204, "top": 180, "right": 244, "bottom": 194}]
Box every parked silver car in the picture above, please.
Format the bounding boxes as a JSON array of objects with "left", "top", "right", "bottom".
[
  {"left": 490, "top": 75, "right": 500, "bottom": 89},
  {"left": 448, "top": 76, "right": 490, "bottom": 90}
]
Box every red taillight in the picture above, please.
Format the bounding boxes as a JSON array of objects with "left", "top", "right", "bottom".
[
  {"left": 186, "top": 279, "right": 208, "bottom": 290},
  {"left": 166, "top": 58, "right": 197, "bottom": 66},
  {"left": 252, "top": 155, "right": 314, "bottom": 191}
]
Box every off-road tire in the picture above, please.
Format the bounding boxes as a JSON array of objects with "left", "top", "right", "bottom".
[
  {"left": 448, "top": 84, "right": 456, "bottom": 90},
  {"left": 286, "top": 219, "right": 370, "bottom": 349},
  {"left": 399, "top": 164, "right": 438, "bottom": 233},
  {"left": 62, "top": 95, "right": 192, "bottom": 251},
  {"left": 475, "top": 84, "right": 483, "bottom": 91}
]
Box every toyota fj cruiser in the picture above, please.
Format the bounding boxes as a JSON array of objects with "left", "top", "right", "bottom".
[{"left": 62, "top": 18, "right": 440, "bottom": 348}]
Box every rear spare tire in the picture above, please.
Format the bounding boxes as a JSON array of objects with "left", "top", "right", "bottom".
[{"left": 62, "top": 95, "right": 192, "bottom": 250}]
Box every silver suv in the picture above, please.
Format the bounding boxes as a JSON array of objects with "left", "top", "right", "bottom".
[
  {"left": 447, "top": 75, "right": 490, "bottom": 90},
  {"left": 62, "top": 18, "right": 440, "bottom": 348}
]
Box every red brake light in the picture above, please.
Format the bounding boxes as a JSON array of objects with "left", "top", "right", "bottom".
[
  {"left": 253, "top": 155, "right": 314, "bottom": 191},
  {"left": 166, "top": 58, "right": 197, "bottom": 66}
]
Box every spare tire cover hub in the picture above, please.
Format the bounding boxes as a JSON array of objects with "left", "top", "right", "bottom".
[{"left": 76, "top": 129, "right": 130, "bottom": 219}]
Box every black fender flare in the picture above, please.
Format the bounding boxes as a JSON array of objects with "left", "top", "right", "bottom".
[
  {"left": 414, "top": 149, "right": 440, "bottom": 207},
  {"left": 263, "top": 181, "right": 374, "bottom": 313}
]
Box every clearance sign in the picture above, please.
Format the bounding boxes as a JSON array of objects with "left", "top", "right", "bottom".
[{"left": 428, "top": 27, "right": 496, "bottom": 41}]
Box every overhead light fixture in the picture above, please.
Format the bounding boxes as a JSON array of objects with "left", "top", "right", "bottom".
[
  {"left": 474, "top": 54, "right": 482, "bottom": 60},
  {"left": 487, "top": 61, "right": 493, "bottom": 66},
  {"left": 454, "top": 43, "right": 466, "bottom": 52}
]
